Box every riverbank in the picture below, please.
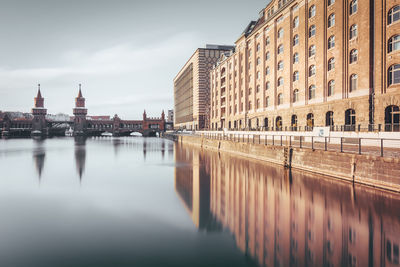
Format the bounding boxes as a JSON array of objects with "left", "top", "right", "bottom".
[{"left": 167, "top": 134, "right": 400, "bottom": 193}]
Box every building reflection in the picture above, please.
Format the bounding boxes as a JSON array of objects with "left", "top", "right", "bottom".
[
  {"left": 32, "top": 138, "right": 46, "bottom": 182},
  {"left": 174, "top": 143, "right": 400, "bottom": 267},
  {"left": 74, "top": 136, "right": 86, "bottom": 182}
]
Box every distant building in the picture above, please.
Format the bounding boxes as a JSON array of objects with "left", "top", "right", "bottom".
[
  {"left": 46, "top": 113, "right": 70, "bottom": 121},
  {"left": 167, "top": 109, "right": 174, "bottom": 123},
  {"left": 174, "top": 44, "right": 235, "bottom": 130}
]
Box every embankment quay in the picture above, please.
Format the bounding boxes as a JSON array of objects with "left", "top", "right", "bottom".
[{"left": 167, "top": 130, "right": 400, "bottom": 193}]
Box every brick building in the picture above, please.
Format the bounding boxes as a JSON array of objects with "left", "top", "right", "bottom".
[
  {"left": 174, "top": 45, "right": 235, "bottom": 130},
  {"left": 210, "top": 0, "right": 400, "bottom": 131}
]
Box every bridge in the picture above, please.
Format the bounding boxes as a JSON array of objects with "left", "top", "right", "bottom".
[{"left": 0, "top": 85, "right": 166, "bottom": 137}]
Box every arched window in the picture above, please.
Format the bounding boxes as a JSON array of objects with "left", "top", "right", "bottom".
[
  {"left": 257, "top": 43, "right": 261, "bottom": 52},
  {"left": 309, "top": 25, "right": 316, "bottom": 38},
  {"left": 248, "top": 101, "right": 252, "bottom": 110},
  {"left": 293, "top": 89, "right": 299, "bottom": 102},
  {"left": 345, "top": 109, "right": 356, "bottom": 130},
  {"left": 350, "top": 49, "right": 358, "bottom": 63},
  {"left": 266, "top": 96, "right": 270, "bottom": 107},
  {"left": 256, "top": 99, "right": 260, "bottom": 109},
  {"left": 293, "top": 34, "right": 299, "bottom": 46},
  {"left": 388, "top": 5, "right": 400, "bottom": 25},
  {"left": 328, "top": 58, "right": 335, "bottom": 71},
  {"left": 278, "top": 61, "right": 284, "bottom": 71},
  {"left": 328, "top": 35, "right": 335, "bottom": 49},
  {"left": 291, "top": 115, "right": 298, "bottom": 129},
  {"left": 328, "top": 80, "right": 335, "bottom": 96},
  {"left": 350, "top": 24, "right": 357, "bottom": 39},
  {"left": 257, "top": 57, "right": 261, "bottom": 65},
  {"left": 266, "top": 66, "right": 270, "bottom": 75},
  {"left": 278, "top": 77, "right": 284, "bottom": 86},
  {"left": 350, "top": 0, "right": 357, "bottom": 15},
  {"left": 264, "top": 117, "right": 269, "bottom": 129},
  {"left": 307, "top": 113, "right": 314, "bottom": 129},
  {"left": 328, "top": 13, "right": 335, "bottom": 27},
  {"left": 328, "top": 0, "right": 335, "bottom": 6},
  {"left": 385, "top": 105, "right": 400, "bottom": 131},
  {"left": 293, "top": 16, "right": 299, "bottom": 28},
  {"left": 278, "top": 28, "right": 284, "bottom": 38},
  {"left": 278, "top": 93, "right": 284, "bottom": 105},
  {"left": 276, "top": 116, "right": 283, "bottom": 131},
  {"left": 257, "top": 71, "right": 260, "bottom": 79},
  {"left": 309, "top": 5, "right": 316, "bottom": 18},
  {"left": 293, "top": 71, "right": 299, "bottom": 81},
  {"left": 256, "top": 85, "right": 260, "bottom": 92},
  {"left": 388, "top": 64, "right": 400, "bottom": 85},
  {"left": 326, "top": 111, "right": 334, "bottom": 127},
  {"left": 293, "top": 53, "right": 299, "bottom": 63},
  {"left": 266, "top": 36, "right": 270, "bottom": 45},
  {"left": 266, "top": 81, "right": 270, "bottom": 90},
  {"left": 278, "top": 44, "right": 284, "bottom": 54},
  {"left": 266, "top": 51, "right": 270, "bottom": 60},
  {"left": 309, "top": 45, "right": 316, "bottom": 57},
  {"left": 309, "top": 65, "right": 316, "bottom": 77},
  {"left": 350, "top": 74, "right": 358, "bottom": 92},
  {"left": 309, "top": 85, "right": 316, "bottom": 99},
  {"left": 388, "top": 35, "right": 400, "bottom": 53}
]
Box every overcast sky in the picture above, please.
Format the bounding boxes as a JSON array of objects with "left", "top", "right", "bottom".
[{"left": 0, "top": 0, "right": 266, "bottom": 119}]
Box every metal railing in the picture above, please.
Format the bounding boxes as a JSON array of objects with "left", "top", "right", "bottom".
[
  {"left": 197, "top": 132, "right": 400, "bottom": 158},
  {"left": 208, "top": 123, "right": 400, "bottom": 132}
]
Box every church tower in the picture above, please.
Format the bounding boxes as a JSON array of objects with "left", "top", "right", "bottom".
[
  {"left": 73, "top": 84, "right": 88, "bottom": 136},
  {"left": 31, "top": 84, "right": 47, "bottom": 136}
]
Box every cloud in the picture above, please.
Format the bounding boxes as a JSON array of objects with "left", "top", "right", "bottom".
[{"left": 0, "top": 32, "right": 201, "bottom": 117}]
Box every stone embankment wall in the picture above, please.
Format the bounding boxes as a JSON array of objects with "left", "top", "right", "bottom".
[{"left": 173, "top": 134, "right": 400, "bottom": 193}]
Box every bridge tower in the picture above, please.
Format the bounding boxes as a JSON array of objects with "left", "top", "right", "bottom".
[
  {"left": 73, "top": 84, "right": 88, "bottom": 136},
  {"left": 31, "top": 84, "right": 48, "bottom": 136}
]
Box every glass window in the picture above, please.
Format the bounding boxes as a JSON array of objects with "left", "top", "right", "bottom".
[
  {"left": 257, "top": 43, "right": 260, "bottom": 52},
  {"left": 266, "top": 96, "right": 270, "bottom": 107},
  {"left": 388, "top": 6, "right": 400, "bottom": 25},
  {"left": 293, "top": 71, "right": 299, "bottom": 81},
  {"left": 278, "top": 77, "right": 284, "bottom": 86},
  {"left": 278, "top": 44, "right": 284, "bottom": 54},
  {"left": 309, "top": 25, "right": 316, "bottom": 38},
  {"left": 278, "top": 28, "right": 284, "bottom": 38},
  {"left": 293, "top": 34, "right": 299, "bottom": 46},
  {"left": 350, "top": 24, "right": 358, "bottom": 39},
  {"left": 266, "top": 66, "right": 270, "bottom": 75},
  {"left": 350, "top": 0, "right": 357, "bottom": 15},
  {"left": 350, "top": 49, "right": 358, "bottom": 63},
  {"left": 266, "top": 51, "right": 270, "bottom": 60},
  {"left": 309, "top": 5, "right": 316, "bottom": 18},
  {"left": 278, "top": 94, "right": 283, "bottom": 105},
  {"left": 328, "top": 80, "right": 335, "bottom": 96},
  {"left": 293, "top": 53, "right": 299, "bottom": 63},
  {"left": 350, "top": 74, "right": 358, "bottom": 92},
  {"left": 257, "top": 57, "right": 261, "bottom": 65},
  {"left": 328, "top": 58, "right": 335, "bottom": 71},
  {"left": 293, "top": 89, "right": 299, "bottom": 102},
  {"left": 328, "top": 0, "right": 335, "bottom": 6},
  {"left": 278, "top": 61, "right": 284, "bottom": 70},
  {"left": 266, "top": 81, "right": 270, "bottom": 90},
  {"left": 328, "top": 35, "right": 335, "bottom": 49},
  {"left": 309, "top": 85, "right": 316, "bottom": 99},
  {"left": 388, "top": 64, "right": 400, "bottom": 85},
  {"left": 309, "top": 65, "right": 316, "bottom": 77},
  {"left": 388, "top": 35, "right": 400, "bottom": 53},
  {"left": 309, "top": 45, "right": 316, "bottom": 57},
  {"left": 328, "top": 14, "right": 335, "bottom": 27},
  {"left": 293, "top": 16, "right": 299, "bottom": 28}
]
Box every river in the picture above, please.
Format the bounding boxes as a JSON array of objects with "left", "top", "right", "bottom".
[{"left": 0, "top": 137, "right": 399, "bottom": 267}]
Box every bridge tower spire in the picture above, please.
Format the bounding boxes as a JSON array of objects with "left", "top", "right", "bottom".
[
  {"left": 73, "top": 84, "right": 88, "bottom": 136},
  {"left": 32, "top": 84, "right": 48, "bottom": 136}
]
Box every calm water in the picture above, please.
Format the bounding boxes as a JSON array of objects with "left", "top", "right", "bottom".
[{"left": 0, "top": 137, "right": 399, "bottom": 267}]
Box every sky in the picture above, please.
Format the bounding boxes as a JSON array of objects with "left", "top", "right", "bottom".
[{"left": 0, "top": 0, "right": 266, "bottom": 119}]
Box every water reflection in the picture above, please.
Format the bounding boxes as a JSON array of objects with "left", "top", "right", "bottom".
[
  {"left": 32, "top": 139, "right": 45, "bottom": 182},
  {"left": 174, "top": 143, "right": 400, "bottom": 267},
  {"left": 74, "top": 136, "right": 86, "bottom": 182}
]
